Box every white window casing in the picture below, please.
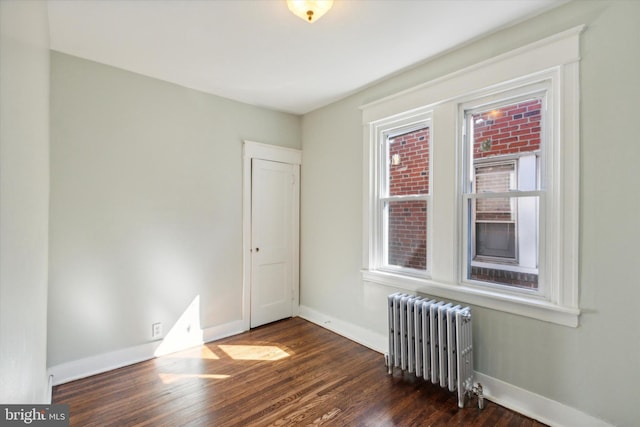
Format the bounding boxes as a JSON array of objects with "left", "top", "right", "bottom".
[
  {"left": 461, "top": 89, "right": 545, "bottom": 293},
  {"left": 370, "top": 111, "right": 433, "bottom": 277},
  {"left": 361, "top": 26, "right": 583, "bottom": 327}
]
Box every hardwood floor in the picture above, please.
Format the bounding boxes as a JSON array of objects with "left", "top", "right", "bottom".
[{"left": 53, "top": 317, "right": 546, "bottom": 426}]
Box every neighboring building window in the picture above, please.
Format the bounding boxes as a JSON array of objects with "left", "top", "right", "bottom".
[
  {"left": 463, "top": 96, "right": 543, "bottom": 290},
  {"left": 474, "top": 161, "right": 517, "bottom": 260}
]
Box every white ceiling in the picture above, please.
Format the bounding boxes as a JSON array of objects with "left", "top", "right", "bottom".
[{"left": 47, "top": 0, "right": 566, "bottom": 115}]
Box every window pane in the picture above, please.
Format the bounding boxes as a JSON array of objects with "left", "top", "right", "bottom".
[
  {"left": 468, "top": 195, "right": 539, "bottom": 290},
  {"left": 386, "top": 200, "right": 427, "bottom": 271},
  {"left": 475, "top": 162, "right": 515, "bottom": 194},
  {"left": 475, "top": 196, "right": 515, "bottom": 223},
  {"left": 473, "top": 195, "right": 517, "bottom": 259},
  {"left": 465, "top": 97, "right": 542, "bottom": 291},
  {"left": 388, "top": 127, "right": 430, "bottom": 196},
  {"left": 476, "top": 222, "right": 515, "bottom": 258},
  {"left": 471, "top": 98, "right": 541, "bottom": 166}
]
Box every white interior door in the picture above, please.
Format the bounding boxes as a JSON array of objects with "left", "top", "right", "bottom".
[{"left": 250, "top": 158, "right": 298, "bottom": 328}]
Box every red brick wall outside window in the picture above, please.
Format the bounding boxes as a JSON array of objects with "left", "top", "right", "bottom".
[
  {"left": 472, "top": 99, "right": 541, "bottom": 159},
  {"left": 386, "top": 128, "right": 429, "bottom": 270}
]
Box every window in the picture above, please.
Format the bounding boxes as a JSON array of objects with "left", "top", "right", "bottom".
[
  {"left": 362, "top": 26, "right": 582, "bottom": 327},
  {"left": 463, "top": 95, "right": 544, "bottom": 291},
  {"left": 383, "top": 125, "right": 431, "bottom": 273},
  {"left": 367, "top": 112, "right": 432, "bottom": 277}
]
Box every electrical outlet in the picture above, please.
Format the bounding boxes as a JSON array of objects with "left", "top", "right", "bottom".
[{"left": 151, "top": 322, "right": 162, "bottom": 339}]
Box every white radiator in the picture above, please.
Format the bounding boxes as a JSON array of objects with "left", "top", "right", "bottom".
[{"left": 386, "top": 292, "right": 479, "bottom": 408}]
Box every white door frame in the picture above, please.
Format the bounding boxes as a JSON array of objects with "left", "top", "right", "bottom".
[{"left": 242, "top": 140, "right": 302, "bottom": 331}]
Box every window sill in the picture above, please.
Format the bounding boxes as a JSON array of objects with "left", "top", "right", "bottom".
[{"left": 361, "top": 269, "right": 579, "bottom": 327}]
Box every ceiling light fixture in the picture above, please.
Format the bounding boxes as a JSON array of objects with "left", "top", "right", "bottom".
[{"left": 287, "top": 0, "right": 333, "bottom": 23}]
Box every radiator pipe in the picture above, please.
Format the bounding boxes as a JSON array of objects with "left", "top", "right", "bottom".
[
  {"left": 385, "top": 353, "right": 392, "bottom": 374},
  {"left": 474, "top": 383, "right": 485, "bottom": 410}
]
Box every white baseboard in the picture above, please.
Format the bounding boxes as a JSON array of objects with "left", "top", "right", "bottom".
[
  {"left": 202, "top": 319, "right": 245, "bottom": 344},
  {"left": 47, "top": 320, "right": 246, "bottom": 386},
  {"left": 298, "top": 305, "right": 612, "bottom": 427},
  {"left": 475, "top": 372, "right": 612, "bottom": 427},
  {"left": 298, "top": 305, "right": 387, "bottom": 353}
]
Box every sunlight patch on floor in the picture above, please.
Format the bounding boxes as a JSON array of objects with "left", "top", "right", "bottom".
[
  {"left": 158, "top": 373, "right": 230, "bottom": 384},
  {"left": 218, "top": 344, "right": 290, "bottom": 361}
]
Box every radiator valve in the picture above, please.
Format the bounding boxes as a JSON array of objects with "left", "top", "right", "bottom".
[{"left": 473, "top": 383, "right": 485, "bottom": 410}]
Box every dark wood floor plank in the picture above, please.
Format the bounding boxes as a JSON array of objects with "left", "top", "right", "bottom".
[{"left": 53, "top": 317, "right": 546, "bottom": 426}]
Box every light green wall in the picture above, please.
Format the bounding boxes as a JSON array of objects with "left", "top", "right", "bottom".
[
  {"left": 0, "top": 0, "right": 50, "bottom": 403},
  {"left": 45, "top": 1, "right": 640, "bottom": 424},
  {"left": 48, "top": 52, "right": 301, "bottom": 366},
  {"left": 300, "top": 1, "right": 640, "bottom": 426}
]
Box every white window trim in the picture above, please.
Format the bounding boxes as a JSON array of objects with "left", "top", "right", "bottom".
[
  {"left": 361, "top": 26, "right": 583, "bottom": 327},
  {"left": 461, "top": 88, "right": 546, "bottom": 295},
  {"left": 366, "top": 108, "right": 433, "bottom": 277}
]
